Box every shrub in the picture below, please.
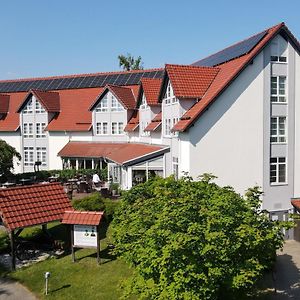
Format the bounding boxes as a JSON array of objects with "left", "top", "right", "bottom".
[
  {"left": 112, "top": 175, "right": 293, "bottom": 300},
  {"left": 72, "top": 193, "right": 105, "bottom": 211},
  {"left": 103, "top": 199, "right": 121, "bottom": 221}
]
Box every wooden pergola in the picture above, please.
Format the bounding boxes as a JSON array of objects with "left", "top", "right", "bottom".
[{"left": 0, "top": 182, "right": 72, "bottom": 270}]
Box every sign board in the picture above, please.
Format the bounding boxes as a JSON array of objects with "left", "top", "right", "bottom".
[{"left": 73, "top": 224, "right": 98, "bottom": 247}]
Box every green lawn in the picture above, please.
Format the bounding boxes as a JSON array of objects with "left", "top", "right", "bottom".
[{"left": 0, "top": 222, "right": 133, "bottom": 300}]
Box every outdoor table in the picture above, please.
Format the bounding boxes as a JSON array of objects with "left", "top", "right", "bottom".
[
  {"left": 78, "top": 181, "right": 88, "bottom": 193},
  {"left": 2, "top": 182, "right": 16, "bottom": 188},
  {"left": 48, "top": 176, "right": 59, "bottom": 182},
  {"left": 19, "top": 178, "right": 32, "bottom": 186}
]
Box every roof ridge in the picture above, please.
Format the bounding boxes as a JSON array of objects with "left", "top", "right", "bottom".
[
  {"left": 166, "top": 63, "right": 218, "bottom": 70},
  {"left": 0, "top": 182, "right": 60, "bottom": 192},
  {"left": 0, "top": 68, "right": 164, "bottom": 84},
  {"left": 191, "top": 22, "right": 284, "bottom": 66}
]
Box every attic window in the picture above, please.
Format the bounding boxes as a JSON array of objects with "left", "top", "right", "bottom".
[
  {"left": 35, "top": 100, "right": 46, "bottom": 113},
  {"left": 111, "top": 95, "right": 123, "bottom": 112},
  {"left": 270, "top": 38, "right": 287, "bottom": 63},
  {"left": 23, "top": 99, "right": 33, "bottom": 114},
  {"left": 95, "top": 95, "right": 108, "bottom": 112},
  {"left": 164, "top": 82, "right": 177, "bottom": 104},
  {"left": 140, "top": 93, "right": 148, "bottom": 110}
]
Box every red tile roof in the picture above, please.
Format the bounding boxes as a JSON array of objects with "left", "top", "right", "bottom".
[
  {"left": 17, "top": 89, "right": 60, "bottom": 113},
  {"left": 164, "top": 64, "right": 219, "bottom": 99},
  {"left": 0, "top": 92, "right": 27, "bottom": 131},
  {"left": 0, "top": 183, "right": 72, "bottom": 231},
  {"left": 173, "top": 23, "right": 288, "bottom": 132},
  {"left": 58, "top": 141, "right": 168, "bottom": 165},
  {"left": 145, "top": 112, "right": 162, "bottom": 132},
  {"left": 0, "top": 94, "right": 10, "bottom": 114},
  {"left": 139, "top": 78, "right": 162, "bottom": 106},
  {"left": 46, "top": 87, "right": 102, "bottom": 131},
  {"left": 62, "top": 210, "right": 104, "bottom": 226},
  {"left": 124, "top": 111, "right": 139, "bottom": 132},
  {"left": 291, "top": 199, "right": 300, "bottom": 212},
  {"left": 90, "top": 84, "right": 136, "bottom": 111}
]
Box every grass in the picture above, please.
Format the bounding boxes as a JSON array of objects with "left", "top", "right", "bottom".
[{"left": 0, "top": 222, "right": 133, "bottom": 300}]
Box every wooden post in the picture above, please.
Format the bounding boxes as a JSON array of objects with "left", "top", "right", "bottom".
[
  {"left": 71, "top": 225, "right": 75, "bottom": 262},
  {"left": 97, "top": 225, "right": 101, "bottom": 265},
  {"left": 10, "top": 230, "right": 16, "bottom": 271}
]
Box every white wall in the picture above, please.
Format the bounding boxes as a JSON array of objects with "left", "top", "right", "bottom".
[
  {"left": 188, "top": 51, "right": 265, "bottom": 195},
  {"left": 48, "top": 131, "right": 92, "bottom": 170},
  {"left": 294, "top": 43, "right": 300, "bottom": 197}
]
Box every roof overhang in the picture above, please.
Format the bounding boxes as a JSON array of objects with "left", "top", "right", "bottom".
[{"left": 58, "top": 141, "right": 169, "bottom": 166}]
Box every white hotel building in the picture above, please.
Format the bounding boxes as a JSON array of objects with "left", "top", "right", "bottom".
[{"left": 1, "top": 22, "right": 300, "bottom": 235}]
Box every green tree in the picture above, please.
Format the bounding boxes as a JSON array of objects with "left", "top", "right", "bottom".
[
  {"left": 112, "top": 175, "right": 292, "bottom": 300},
  {"left": 118, "top": 53, "right": 143, "bottom": 71},
  {"left": 0, "top": 139, "right": 21, "bottom": 177}
]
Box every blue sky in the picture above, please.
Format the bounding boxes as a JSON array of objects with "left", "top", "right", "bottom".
[{"left": 1, "top": 0, "right": 300, "bottom": 80}]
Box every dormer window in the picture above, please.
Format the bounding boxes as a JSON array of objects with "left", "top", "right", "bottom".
[
  {"left": 140, "top": 94, "right": 148, "bottom": 110},
  {"left": 23, "top": 99, "right": 33, "bottom": 114},
  {"left": 164, "top": 81, "right": 177, "bottom": 104},
  {"left": 111, "top": 95, "right": 123, "bottom": 112},
  {"left": 95, "top": 95, "right": 108, "bottom": 112},
  {"left": 35, "top": 101, "right": 46, "bottom": 113},
  {"left": 270, "top": 37, "right": 287, "bottom": 63}
]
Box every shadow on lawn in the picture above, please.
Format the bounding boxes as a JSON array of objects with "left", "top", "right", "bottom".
[
  {"left": 76, "top": 246, "right": 116, "bottom": 264},
  {"left": 51, "top": 284, "right": 71, "bottom": 293}
]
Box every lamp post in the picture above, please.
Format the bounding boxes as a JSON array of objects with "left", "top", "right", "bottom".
[{"left": 44, "top": 272, "right": 51, "bottom": 295}]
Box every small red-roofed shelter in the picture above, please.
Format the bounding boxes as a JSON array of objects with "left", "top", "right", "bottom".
[
  {"left": 62, "top": 210, "right": 104, "bottom": 264},
  {"left": 0, "top": 182, "right": 72, "bottom": 270}
]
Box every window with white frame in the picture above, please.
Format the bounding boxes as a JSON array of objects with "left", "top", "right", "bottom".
[
  {"left": 164, "top": 81, "right": 177, "bottom": 104},
  {"left": 172, "top": 157, "right": 179, "bottom": 179},
  {"left": 118, "top": 122, "right": 124, "bottom": 134},
  {"left": 140, "top": 93, "right": 148, "bottom": 110},
  {"left": 96, "top": 122, "right": 108, "bottom": 135},
  {"left": 36, "top": 147, "right": 47, "bottom": 165},
  {"left": 23, "top": 123, "right": 34, "bottom": 138},
  {"left": 95, "top": 96, "right": 108, "bottom": 112},
  {"left": 271, "top": 76, "right": 286, "bottom": 103},
  {"left": 164, "top": 118, "right": 171, "bottom": 136},
  {"left": 270, "top": 157, "right": 287, "bottom": 184},
  {"left": 24, "top": 147, "right": 34, "bottom": 166},
  {"left": 111, "top": 95, "right": 123, "bottom": 111},
  {"left": 111, "top": 122, "right": 124, "bottom": 135},
  {"left": 140, "top": 121, "right": 150, "bottom": 136},
  {"left": 270, "top": 117, "right": 286, "bottom": 143},
  {"left": 270, "top": 39, "right": 287, "bottom": 63},
  {"left": 23, "top": 99, "right": 33, "bottom": 114},
  {"left": 36, "top": 123, "right": 46, "bottom": 138},
  {"left": 35, "top": 101, "right": 46, "bottom": 113}
]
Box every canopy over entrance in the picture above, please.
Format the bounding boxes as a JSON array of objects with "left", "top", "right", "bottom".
[{"left": 58, "top": 141, "right": 169, "bottom": 166}]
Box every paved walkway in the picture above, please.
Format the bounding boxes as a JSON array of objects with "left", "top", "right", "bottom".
[
  {"left": 0, "top": 278, "right": 37, "bottom": 300},
  {"left": 263, "top": 240, "right": 300, "bottom": 299}
]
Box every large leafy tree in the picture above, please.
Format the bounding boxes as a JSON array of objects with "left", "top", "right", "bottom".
[
  {"left": 0, "top": 139, "right": 21, "bottom": 177},
  {"left": 118, "top": 53, "right": 143, "bottom": 71},
  {"left": 112, "top": 175, "right": 292, "bottom": 300}
]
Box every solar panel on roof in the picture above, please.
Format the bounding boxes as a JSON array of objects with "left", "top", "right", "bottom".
[
  {"left": 46, "top": 78, "right": 62, "bottom": 90},
  {"left": 35, "top": 80, "right": 52, "bottom": 91},
  {"left": 193, "top": 30, "right": 267, "bottom": 67},
  {"left": 104, "top": 74, "right": 119, "bottom": 85},
  {"left": 0, "top": 70, "right": 164, "bottom": 93},
  {"left": 126, "top": 72, "right": 142, "bottom": 85},
  {"left": 88, "top": 75, "right": 107, "bottom": 87},
  {"left": 114, "top": 73, "right": 131, "bottom": 85},
  {"left": 68, "top": 77, "right": 85, "bottom": 89}
]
